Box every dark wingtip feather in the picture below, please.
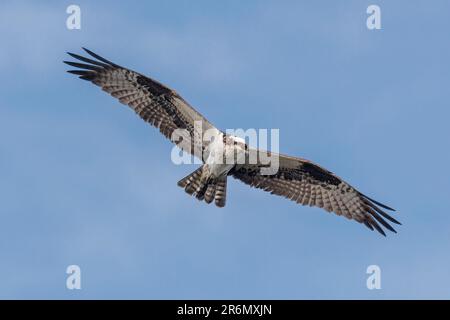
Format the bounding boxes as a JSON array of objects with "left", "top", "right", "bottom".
[
  {"left": 79, "top": 75, "right": 94, "bottom": 81},
  {"left": 66, "top": 70, "right": 95, "bottom": 81},
  {"left": 364, "top": 221, "right": 374, "bottom": 231},
  {"left": 372, "top": 221, "right": 387, "bottom": 237},
  {"left": 65, "top": 49, "right": 120, "bottom": 82},
  {"left": 66, "top": 51, "right": 111, "bottom": 68},
  {"left": 372, "top": 204, "right": 401, "bottom": 225},
  {"left": 67, "top": 70, "right": 87, "bottom": 75},
  {"left": 366, "top": 206, "right": 398, "bottom": 234},
  {"left": 67, "top": 52, "right": 84, "bottom": 60},
  {"left": 82, "top": 47, "right": 119, "bottom": 67},
  {"left": 374, "top": 214, "right": 397, "bottom": 233},
  {"left": 360, "top": 195, "right": 401, "bottom": 228},
  {"left": 360, "top": 192, "right": 396, "bottom": 211},
  {"left": 63, "top": 60, "right": 101, "bottom": 71}
]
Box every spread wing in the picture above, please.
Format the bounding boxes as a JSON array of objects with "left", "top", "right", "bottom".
[
  {"left": 64, "top": 48, "right": 219, "bottom": 159},
  {"left": 231, "top": 151, "right": 400, "bottom": 236}
]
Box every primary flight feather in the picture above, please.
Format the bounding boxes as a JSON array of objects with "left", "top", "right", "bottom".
[{"left": 64, "top": 48, "right": 400, "bottom": 236}]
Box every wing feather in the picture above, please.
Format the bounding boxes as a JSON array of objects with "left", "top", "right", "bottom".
[
  {"left": 231, "top": 151, "right": 399, "bottom": 236},
  {"left": 64, "top": 48, "right": 219, "bottom": 159}
]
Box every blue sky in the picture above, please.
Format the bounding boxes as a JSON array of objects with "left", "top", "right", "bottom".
[{"left": 1, "top": 0, "right": 450, "bottom": 299}]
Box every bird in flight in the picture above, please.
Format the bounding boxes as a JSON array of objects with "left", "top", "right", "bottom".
[{"left": 64, "top": 48, "right": 400, "bottom": 236}]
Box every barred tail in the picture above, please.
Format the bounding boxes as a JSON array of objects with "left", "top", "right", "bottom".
[
  {"left": 177, "top": 166, "right": 227, "bottom": 208},
  {"left": 214, "top": 178, "right": 227, "bottom": 207},
  {"left": 177, "top": 166, "right": 204, "bottom": 195}
]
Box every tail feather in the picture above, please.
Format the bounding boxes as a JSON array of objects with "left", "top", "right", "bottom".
[
  {"left": 195, "top": 183, "right": 208, "bottom": 200},
  {"left": 177, "top": 166, "right": 228, "bottom": 208},
  {"left": 204, "top": 184, "right": 216, "bottom": 204},
  {"left": 215, "top": 178, "right": 227, "bottom": 207},
  {"left": 178, "top": 167, "right": 203, "bottom": 195}
]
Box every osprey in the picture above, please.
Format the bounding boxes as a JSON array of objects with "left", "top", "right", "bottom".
[{"left": 64, "top": 48, "right": 400, "bottom": 236}]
